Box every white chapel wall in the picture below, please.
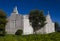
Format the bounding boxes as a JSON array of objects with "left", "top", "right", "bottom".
[{"left": 23, "top": 15, "right": 33, "bottom": 35}]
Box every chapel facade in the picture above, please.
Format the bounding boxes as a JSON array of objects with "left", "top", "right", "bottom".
[{"left": 5, "top": 6, "right": 55, "bottom": 35}]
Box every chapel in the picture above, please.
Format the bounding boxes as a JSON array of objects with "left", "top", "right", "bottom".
[{"left": 5, "top": 6, "right": 55, "bottom": 35}]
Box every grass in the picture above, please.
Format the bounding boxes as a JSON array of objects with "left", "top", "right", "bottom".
[{"left": 0, "top": 32, "right": 60, "bottom": 41}]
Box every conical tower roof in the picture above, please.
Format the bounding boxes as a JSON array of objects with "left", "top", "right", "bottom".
[
  {"left": 10, "top": 6, "right": 19, "bottom": 20},
  {"left": 46, "top": 11, "right": 52, "bottom": 23},
  {"left": 46, "top": 11, "right": 51, "bottom": 18},
  {"left": 13, "top": 6, "right": 18, "bottom": 14}
]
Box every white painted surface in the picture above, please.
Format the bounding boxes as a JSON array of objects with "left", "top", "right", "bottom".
[
  {"left": 23, "top": 15, "right": 33, "bottom": 35},
  {"left": 44, "top": 14, "right": 55, "bottom": 34}
]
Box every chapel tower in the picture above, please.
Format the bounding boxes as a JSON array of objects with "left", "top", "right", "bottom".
[
  {"left": 45, "top": 11, "right": 55, "bottom": 33},
  {"left": 5, "top": 6, "right": 23, "bottom": 34}
]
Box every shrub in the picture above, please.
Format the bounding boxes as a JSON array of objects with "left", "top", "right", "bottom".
[
  {"left": 15, "top": 29, "right": 23, "bottom": 35},
  {"left": 0, "top": 32, "right": 60, "bottom": 41},
  {"left": 0, "top": 29, "right": 6, "bottom": 36}
]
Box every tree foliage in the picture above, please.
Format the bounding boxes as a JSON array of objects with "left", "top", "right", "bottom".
[
  {"left": 29, "top": 10, "right": 46, "bottom": 33},
  {"left": 15, "top": 29, "right": 23, "bottom": 35},
  {"left": 0, "top": 10, "right": 7, "bottom": 36}
]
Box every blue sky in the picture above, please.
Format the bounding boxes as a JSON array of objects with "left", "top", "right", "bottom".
[{"left": 0, "top": 0, "right": 60, "bottom": 24}]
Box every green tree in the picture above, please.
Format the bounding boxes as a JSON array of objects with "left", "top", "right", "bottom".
[
  {"left": 29, "top": 10, "right": 46, "bottom": 34},
  {"left": 0, "top": 10, "right": 7, "bottom": 36}
]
